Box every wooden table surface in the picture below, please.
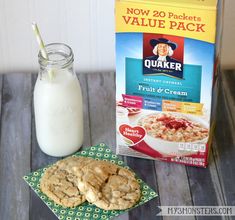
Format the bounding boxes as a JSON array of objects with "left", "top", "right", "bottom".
[{"left": 0, "top": 72, "right": 234, "bottom": 220}]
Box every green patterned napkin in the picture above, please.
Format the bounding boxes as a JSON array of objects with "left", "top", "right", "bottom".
[{"left": 23, "top": 143, "right": 157, "bottom": 220}]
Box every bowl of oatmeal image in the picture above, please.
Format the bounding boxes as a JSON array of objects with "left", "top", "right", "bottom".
[{"left": 138, "top": 112, "right": 209, "bottom": 156}]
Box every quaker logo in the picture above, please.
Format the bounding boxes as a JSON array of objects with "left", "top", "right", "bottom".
[{"left": 143, "top": 34, "right": 184, "bottom": 78}]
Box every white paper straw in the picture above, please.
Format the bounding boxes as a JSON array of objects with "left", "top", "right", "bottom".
[{"left": 32, "top": 22, "right": 54, "bottom": 80}]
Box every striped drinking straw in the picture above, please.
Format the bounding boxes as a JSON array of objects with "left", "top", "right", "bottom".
[{"left": 32, "top": 22, "right": 54, "bottom": 79}]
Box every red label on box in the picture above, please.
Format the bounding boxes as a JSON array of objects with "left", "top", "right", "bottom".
[{"left": 122, "top": 94, "right": 143, "bottom": 108}]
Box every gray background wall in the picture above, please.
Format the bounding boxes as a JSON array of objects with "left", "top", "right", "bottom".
[{"left": 0, "top": 0, "right": 233, "bottom": 74}]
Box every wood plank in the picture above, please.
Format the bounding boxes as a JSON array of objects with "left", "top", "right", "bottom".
[
  {"left": 87, "top": 72, "right": 129, "bottom": 220},
  {"left": 0, "top": 74, "right": 31, "bottom": 220},
  {"left": 30, "top": 74, "right": 59, "bottom": 220},
  {"left": 77, "top": 73, "right": 91, "bottom": 147},
  {"left": 186, "top": 164, "right": 213, "bottom": 206},
  {"left": 155, "top": 161, "right": 195, "bottom": 220},
  {"left": 126, "top": 157, "right": 162, "bottom": 220},
  {"left": 212, "top": 139, "right": 235, "bottom": 207},
  {"left": 209, "top": 147, "right": 228, "bottom": 208},
  {"left": 222, "top": 70, "right": 235, "bottom": 104},
  {"left": 211, "top": 72, "right": 235, "bottom": 211},
  {"left": 0, "top": 74, "right": 2, "bottom": 120},
  {"left": 87, "top": 72, "right": 116, "bottom": 149},
  {"left": 221, "top": 70, "right": 235, "bottom": 137},
  {"left": 186, "top": 162, "right": 225, "bottom": 220}
]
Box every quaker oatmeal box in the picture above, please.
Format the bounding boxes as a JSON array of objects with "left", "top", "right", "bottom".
[{"left": 115, "top": 0, "right": 224, "bottom": 167}]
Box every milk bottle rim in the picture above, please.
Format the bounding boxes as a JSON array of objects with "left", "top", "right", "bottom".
[{"left": 38, "top": 43, "right": 74, "bottom": 69}]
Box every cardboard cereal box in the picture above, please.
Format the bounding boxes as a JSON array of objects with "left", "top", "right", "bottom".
[{"left": 115, "top": 0, "right": 224, "bottom": 167}]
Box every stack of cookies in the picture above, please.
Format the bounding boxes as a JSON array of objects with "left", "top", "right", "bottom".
[{"left": 40, "top": 156, "right": 141, "bottom": 210}]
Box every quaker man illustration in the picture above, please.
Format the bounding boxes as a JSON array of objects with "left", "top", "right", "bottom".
[{"left": 148, "top": 37, "right": 179, "bottom": 62}]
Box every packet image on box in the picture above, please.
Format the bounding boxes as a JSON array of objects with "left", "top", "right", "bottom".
[{"left": 115, "top": 0, "right": 223, "bottom": 167}]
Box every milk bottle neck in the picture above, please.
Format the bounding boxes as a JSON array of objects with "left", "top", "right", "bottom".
[{"left": 38, "top": 43, "right": 74, "bottom": 73}]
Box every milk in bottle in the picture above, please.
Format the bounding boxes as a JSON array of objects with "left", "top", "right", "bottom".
[{"left": 34, "top": 43, "right": 83, "bottom": 156}]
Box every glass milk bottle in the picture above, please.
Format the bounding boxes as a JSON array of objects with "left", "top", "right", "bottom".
[{"left": 34, "top": 43, "right": 83, "bottom": 157}]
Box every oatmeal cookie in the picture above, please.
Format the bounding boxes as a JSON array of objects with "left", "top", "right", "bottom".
[
  {"left": 40, "top": 164, "right": 86, "bottom": 208},
  {"left": 74, "top": 159, "right": 141, "bottom": 210}
]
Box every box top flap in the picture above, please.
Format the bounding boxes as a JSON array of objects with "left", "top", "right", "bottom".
[{"left": 116, "top": 0, "right": 218, "bottom": 10}]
